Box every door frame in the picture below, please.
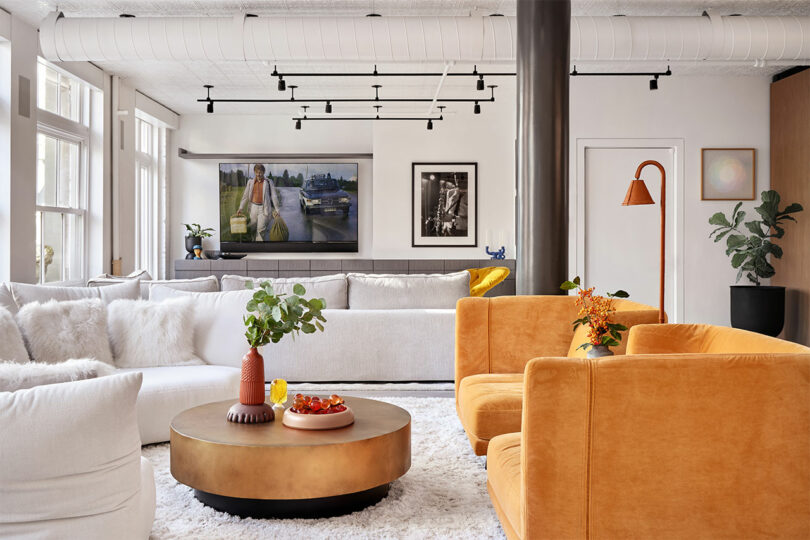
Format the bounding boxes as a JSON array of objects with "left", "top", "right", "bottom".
[{"left": 571, "top": 138, "right": 685, "bottom": 323}]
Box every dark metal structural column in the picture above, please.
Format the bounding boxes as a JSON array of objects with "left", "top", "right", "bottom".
[{"left": 516, "top": 0, "right": 571, "bottom": 295}]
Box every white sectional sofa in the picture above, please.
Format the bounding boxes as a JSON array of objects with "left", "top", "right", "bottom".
[{"left": 0, "top": 270, "right": 468, "bottom": 445}]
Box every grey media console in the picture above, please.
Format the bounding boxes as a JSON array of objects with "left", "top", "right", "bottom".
[{"left": 174, "top": 258, "right": 517, "bottom": 296}]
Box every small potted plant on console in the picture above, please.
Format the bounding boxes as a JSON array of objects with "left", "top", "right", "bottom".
[
  {"left": 227, "top": 282, "right": 326, "bottom": 424},
  {"left": 183, "top": 223, "right": 215, "bottom": 259}
]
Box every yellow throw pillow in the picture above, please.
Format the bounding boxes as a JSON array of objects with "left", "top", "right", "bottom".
[{"left": 467, "top": 267, "right": 510, "bottom": 297}]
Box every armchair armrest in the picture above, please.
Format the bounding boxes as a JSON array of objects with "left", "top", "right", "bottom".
[
  {"left": 521, "top": 356, "right": 590, "bottom": 539},
  {"left": 455, "top": 297, "right": 490, "bottom": 406}
]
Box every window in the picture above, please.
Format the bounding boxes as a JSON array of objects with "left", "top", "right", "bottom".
[
  {"left": 35, "top": 59, "right": 91, "bottom": 284},
  {"left": 134, "top": 113, "right": 168, "bottom": 279}
]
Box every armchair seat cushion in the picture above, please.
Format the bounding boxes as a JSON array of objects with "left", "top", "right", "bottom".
[
  {"left": 458, "top": 373, "right": 523, "bottom": 455},
  {"left": 486, "top": 432, "right": 522, "bottom": 539}
]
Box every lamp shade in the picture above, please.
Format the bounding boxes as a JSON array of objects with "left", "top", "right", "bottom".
[{"left": 622, "top": 179, "right": 655, "bottom": 206}]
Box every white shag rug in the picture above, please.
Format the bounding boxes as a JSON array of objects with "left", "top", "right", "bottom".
[{"left": 143, "top": 396, "right": 506, "bottom": 539}]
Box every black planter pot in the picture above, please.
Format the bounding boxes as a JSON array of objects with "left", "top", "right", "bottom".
[
  {"left": 730, "top": 285, "right": 785, "bottom": 337},
  {"left": 185, "top": 236, "right": 202, "bottom": 254}
]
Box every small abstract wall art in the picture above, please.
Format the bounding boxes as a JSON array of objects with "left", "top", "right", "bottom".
[{"left": 701, "top": 148, "right": 756, "bottom": 200}]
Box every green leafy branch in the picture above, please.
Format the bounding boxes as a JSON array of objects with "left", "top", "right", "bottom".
[
  {"left": 708, "top": 190, "right": 802, "bottom": 285},
  {"left": 184, "top": 223, "right": 215, "bottom": 238},
  {"left": 243, "top": 281, "right": 327, "bottom": 348}
]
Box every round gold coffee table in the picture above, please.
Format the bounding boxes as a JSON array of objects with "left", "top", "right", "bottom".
[{"left": 170, "top": 397, "right": 411, "bottom": 518}]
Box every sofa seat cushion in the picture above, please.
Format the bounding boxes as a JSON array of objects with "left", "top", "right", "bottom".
[
  {"left": 487, "top": 432, "right": 522, "bottom": 538},
  {"left": 118, "top": 365, "right": 240, "bottom": 445},
  {"left": 458, "top": 373, "right": 524, "bottom": 450}
]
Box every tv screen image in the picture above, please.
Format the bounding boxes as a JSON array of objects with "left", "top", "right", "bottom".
[{"left": 219, "top": 162, "right": 359, "bottom": 252}]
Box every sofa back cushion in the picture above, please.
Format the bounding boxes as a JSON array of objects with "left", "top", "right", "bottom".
[
  {"left": 15, "top": 298, "right": 114, "bottom": 366},
  {"left": 145, "top": 275, "right": 219, "bottom": 300},
  {"left": 87, "top": 269, "right": 153, "bottom": 299},
  {"left": 221, "top": 273, "right": 348, "bottom": 309},
  {"left": 9, "top": 279, "right": 140, "bottom": 306},
  {"left": 348, "top": 272, "right": 470, "bottom": 309},
  {"left": 0, "top": 372, "right": 144, "bottom": 535},
  {"left": 626, "top": 323, "right": 810, "bottom": 355},
  {"left": 0, "top": 307, "right": 29, "bottom": 363},
  {"left": 149, "top": 287, "right": 254, "bottom": 365}
]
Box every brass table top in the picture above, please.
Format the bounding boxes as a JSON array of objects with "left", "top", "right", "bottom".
[{"left": 170, "top": 397, "right": 412, "bottom": 500}]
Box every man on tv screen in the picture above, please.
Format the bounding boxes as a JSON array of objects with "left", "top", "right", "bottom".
[{"left": 236, "top": 163, "right": 280, "bottom": 241}]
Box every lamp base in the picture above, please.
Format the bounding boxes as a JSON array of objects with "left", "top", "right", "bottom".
[{"left": 226, "top": 402, "right": 275, "bottom": 424}]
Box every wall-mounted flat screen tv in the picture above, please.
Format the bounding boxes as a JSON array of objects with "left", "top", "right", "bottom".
[{"left": 219, "top": 162, "right": 358, "bottom": 252}]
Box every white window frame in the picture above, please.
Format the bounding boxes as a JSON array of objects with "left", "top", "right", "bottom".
[
  {"left": 134, "top": 111, "right": 168, "bottom": 279},
  {"left": 35, "top": 58, "right": 93, "bottom": 285}
]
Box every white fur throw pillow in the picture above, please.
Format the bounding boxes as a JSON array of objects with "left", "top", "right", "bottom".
[
  {"left": 108, "top": 298, "right": 204, "bottom": 368},
  {"left": 0, "top": 358, "right": 115, "bottom": 392},
  {"left": 16, "top": 298, "right": 114, "bottom": 365},
  {"left": 0, "top": 307, "right": 29, "bottom": 363}
]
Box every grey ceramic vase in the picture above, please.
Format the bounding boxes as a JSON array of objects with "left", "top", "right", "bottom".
[{"left": 587, "top": 345, "right": 614, "bottom": 358}]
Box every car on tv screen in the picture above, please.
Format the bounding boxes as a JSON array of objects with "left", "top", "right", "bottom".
[{"left": 299, "top": 175, "right": 351, "bottom": 217}]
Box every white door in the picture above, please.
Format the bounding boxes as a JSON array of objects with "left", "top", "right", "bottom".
[{"left": 581, "top": 146, "right": 678, "bottom": 319}]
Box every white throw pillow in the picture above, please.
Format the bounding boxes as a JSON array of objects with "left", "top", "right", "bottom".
[
  {"left": 15, "top": 298, "right": 114, "bottom": 365},
  {"left": 0, "top": 307, "right": 29, "bottom": 363},
  {"left": 146, "top": 275, "right": 219, "bottom": 300},
  {"left": 347, "top": 272, "right": 470, "bottom": 309},
  {"left": 108, "top": 298, "right": 204, "bottom": 368},
  {"left": 88, "top": 270, "right": 153, "bottom": 299},
  {"left": 220, "top": 273, "right": 348, "bottom": 309},
  {"left": 9, "top": 279, "right": 140, "bottom": 307},
  {"left": 0, "top": 372, "right": 144, "bottom": 536},
  {"left": 0, "top": 283, "right": 17, "bottom": 314},
  {"left": 148, "top": 286, "right": 255, "bottom": 365},
  {"left": 0, "top": 358, "right": 114, "bottom": 392}
]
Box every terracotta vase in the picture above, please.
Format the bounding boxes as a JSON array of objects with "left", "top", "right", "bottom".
[{"left": 239, "top": 347, "right": 266, "bottom": 405}]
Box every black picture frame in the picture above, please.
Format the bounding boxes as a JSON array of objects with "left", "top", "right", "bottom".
[{"left": 411, "top": 162, "right": 478, "bottom": 248}]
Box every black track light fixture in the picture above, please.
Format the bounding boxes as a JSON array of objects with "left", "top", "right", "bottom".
[
  {"left": 650, "top": 74, "right": 659, "bottom": 90},
  {"left": 325, "top": 101, "right": 332, "bottom": 113},
  {"left": 295, "top": 119, "right": 301, "bottom": 130},
  {"left": 427, "top": 119, "right": 433, "bottom": 130},
  {"left": 203, "top": 84, "right": 214, "bottom": 113},
  {"left": 278, "top": 76, "right": 286, "bottom": 91},
  {"left": 473, "top": 101, "right": 481, "bottom": 114},
  {"left": 473, "top": 65, "right": 485, "bottom": 90}
]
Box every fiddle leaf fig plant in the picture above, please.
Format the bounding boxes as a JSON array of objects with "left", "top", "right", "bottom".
[
  {"left": 243, "top": 281, "right": 327, "bottom": 348},
  {"left": 708, "top": 190, "right": 803, "bottom": 285},
  {"left": 183, "top": 223, "right": 215, "bottom": 238}
]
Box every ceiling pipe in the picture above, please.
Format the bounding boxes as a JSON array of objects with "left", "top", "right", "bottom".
[{"left": 39, "top": 13, "right": 810, "bottom": 64}]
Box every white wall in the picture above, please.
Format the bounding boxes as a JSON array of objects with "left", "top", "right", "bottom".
[
  {"left": 169, "top": 79, "right": 517, "bottom": 264},
  {"left": 169, "top": 115, "right": 374, "bottom": 262},
  {"left": 168, "top": 75, "right": 769, "bottom": 326},
  {"left": 569, "top": 75, "right": 771, "bottom": 326}
]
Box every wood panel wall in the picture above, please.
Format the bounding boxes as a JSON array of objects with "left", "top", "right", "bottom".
[{"left": 771, "top": 68, "right": 810, "bottom": 345}]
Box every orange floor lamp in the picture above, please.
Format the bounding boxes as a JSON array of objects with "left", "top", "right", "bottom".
[{"left": 622, "top": 160, "right": 667, "bottom": 324}]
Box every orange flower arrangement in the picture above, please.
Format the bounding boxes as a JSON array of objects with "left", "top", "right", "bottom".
[{"left": 561, "top": 277, "right": 629, "bottom": 351}]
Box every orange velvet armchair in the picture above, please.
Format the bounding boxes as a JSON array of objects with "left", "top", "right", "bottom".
[
  {"left": 486, "top": 324, "right": 810, "bottom": 539},
  {"left": 455, "top": 296, "right": 661, "bottom": 455}
]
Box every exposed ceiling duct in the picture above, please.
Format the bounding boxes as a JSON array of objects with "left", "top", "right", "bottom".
[{"left": 39, "top": 12, "right": 810, "bottom": 64}]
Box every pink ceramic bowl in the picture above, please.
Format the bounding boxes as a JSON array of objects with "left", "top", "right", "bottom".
[{"left": 282, "top": 407, "right": 355, "bottom": 430}]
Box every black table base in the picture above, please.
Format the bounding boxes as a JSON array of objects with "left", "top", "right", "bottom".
[{"left": 194, "top": 484, "right": 391, "bottom": 519}]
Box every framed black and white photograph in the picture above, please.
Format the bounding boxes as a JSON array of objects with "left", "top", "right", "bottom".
[{"left": 412, "top": 162, "right": 477, "bottom": 247}]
